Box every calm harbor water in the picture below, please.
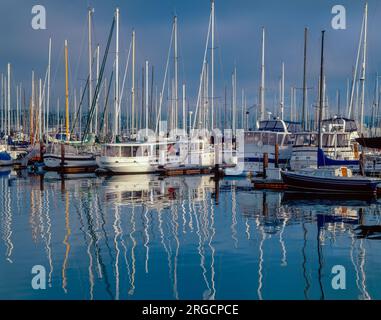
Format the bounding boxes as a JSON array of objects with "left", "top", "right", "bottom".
[{"left": 0, "top": 169, "right": 380, "bottom": 300}]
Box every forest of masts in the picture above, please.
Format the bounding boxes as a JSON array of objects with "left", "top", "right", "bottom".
[{"left": 0, "top": 3, "right": 378, "bottom": 142}]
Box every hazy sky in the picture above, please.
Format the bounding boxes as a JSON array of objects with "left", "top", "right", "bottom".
[{"left": 0, "top": 0, "right": 380, "bottom": 120}]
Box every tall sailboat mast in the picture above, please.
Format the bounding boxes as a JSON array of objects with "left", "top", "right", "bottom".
[
  {"left": 30, "top": 71, "right": 35, "bottom": 144},
  {"left": 114, "top": 8, "right": 120, "bottom": 138},
  {"left": 1, "top": 74, "right": 4, "bottom": 132},
  {"left": 174, "top": 15, "right": 179, "bottom": 131},
  {"left": 280, "top": 62, "right": 285, "bottom": 120},
  {"left": 259, "top": 27, "right": 265, "bottom": 122},
  {"left": 360, "top": 2, "right": 368, "bottom": 134},
  {"left": 145, "top": 60, "right": 149, "bottom": 134},
  {"left": 348, "top": 8, "right": 365, "bottom": 120},
  {"left": 131, "top": 30, "right": 136, "bottom": 136},
  {"left": 318, "top": 30, "right": 325, "bottom": 155},
  {"left": 47, "top": 37, "right": 52, "bottom": 135},
  {"left": 302, "top": 28, "right": 308, "bottom": 130},
  {"left": 1, "top": 74, "right": 3, "bottom": 133},
  {"left": 64, "top": 40, "right": 70, "bottom": 141},
  {"left": 16, "top": 84, "right": 19, "bottom": 131},
  {"left": 39, "top": 78, "right": 42, "bottom": 141},
  {"left": 88, "top": 8, "right": 93, "bottom": 133},
  {"left": 232, "top": 67, "right": 237, "bottom": 134},
  {"left": 7, "top": 63, "right": 11, "bottom": 136},
  {"left": 95, "top": 44, "right": 100, "bottom": 135},
  {"left": 182, "top": 84, "right": 186, "bottom": 131},
  {"left": 211, "top": 0, "right": 215, "bottom": 129}
]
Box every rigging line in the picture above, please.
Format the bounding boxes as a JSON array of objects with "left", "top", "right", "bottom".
[
  {"left": 348, "top": 12, "right": 365, "bottom": 118},
  {"left": 155, "top": 22, "right": 175, "bottom": 134},
  {"left": 177, "top": 18, "right": 187, "bottom": 88},
  {"left": 215, "top": 14, "right": 227, "bottom": 89},
  {"left": 50, "top": 42, "right": 64, "bottom": 100},
  {"left": 33, "top": 68, "right": 49, "bottom": 143},
  {"left": 99, "top": 70, "right": 114, "bottom": 134},
  {"left": 73, "top": 13, "right": 88, "bottom": 86},
  {"left": 117, "top": 39, "right": 132, "bottom": 117},
  {"left": 192, "top": 10, "right": 212, "bottom": 130},
  {"left": 82, "top": 16, "right": 115, "bottom": 143},
  {"left": 70, "top": 73, "right": 89, "bottom": 135}
]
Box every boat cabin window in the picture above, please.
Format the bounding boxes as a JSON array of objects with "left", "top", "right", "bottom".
[
  {"left": 322, "top": 133, "right": 349, "bottom": 147},
  {"left": 259, "top": 120, "right": 287, "bottom": 132},
  {"left": 335, "top": 134, "right": 350, "bottom": 147},
  {"left": 295, "top": 134, "right": 312, "bottom": 146},
  {"left": 345, "top": 120, "right": 357, "bottom": 132},
  {"left": 132, "top": 145, "right": 150, "bottom": 157},
  {"left": 244, "top": 132, "right": 261, "bottom": 144},
  {"left": 121, "top": 146, "right": 132, "bottom": 157},
  {"left": 275, "top": 121, "right": 285, "bottom": 131},
  {"left": 268, "top": 133, "right": 276, "bottom": 146},
  {"left": 322, "top": 117, "right": 358, "bottom": 132},
  {"left": 103, "top": 145, "right": 121, "bottom": 157},
  {"left": 286, "top": 122, "right": 302, "bottom": 133}
]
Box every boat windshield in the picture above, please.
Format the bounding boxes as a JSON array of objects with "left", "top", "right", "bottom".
[
  {"left": 102, "top": 144, "right": 152, "bottom": 157},
  {"left": 322, "top": 117, "right": 358, "bottom": 133},
  {"left": 322, "top": 133, "right": 350, "bottom": 147},
  {"left": 294, "top": 133, "right": 349, "bottom": 147},
  {"left": 286, "top": 122, "right": 302, "bottom": 133},
  {"left": 244, "top": 131, "right": 287, "bottom": 146},
  {"left": 295, "top": 133, "right": 317, "bottom": 146},
  {"left": 258, "top": 120, "right": 287, "bottom": 132}
]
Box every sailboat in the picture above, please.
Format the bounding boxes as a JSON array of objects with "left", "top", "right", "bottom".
[
  {"left": 97, "top": 11, "right": 201, "bottom": 174},
  {"left": 282, "top": 31, "right": 381, "bottom": 196},
  {"left": 43, "top": 40, "right": 98, "bottom": 173},
  {"left": 97, "top": 10, "right": 166, "bottom": 174}
]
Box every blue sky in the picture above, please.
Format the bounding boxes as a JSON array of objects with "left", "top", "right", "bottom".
[{"left": 0, "top": 0, "right": 380, "bottom": 120}]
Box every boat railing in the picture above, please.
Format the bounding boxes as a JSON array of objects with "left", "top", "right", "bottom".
[{"left": 47, "top": 143, "right": 96, "bottom": 156}]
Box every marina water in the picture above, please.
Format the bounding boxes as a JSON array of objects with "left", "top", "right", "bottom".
[{"left": 0, "top": 170, "right": 380, "bottom": 300}]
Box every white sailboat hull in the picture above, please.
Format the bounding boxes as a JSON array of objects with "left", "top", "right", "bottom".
[
  {"left": 98, "top": 156, "right": 158, "bottom": 174},
  {"left": 44, "top": 153, "right": 97, "bottom": 169}
]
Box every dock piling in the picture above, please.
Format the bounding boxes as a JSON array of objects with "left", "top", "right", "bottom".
[{"left": 263, "top": 153, "right": 268, "bottom": 178}]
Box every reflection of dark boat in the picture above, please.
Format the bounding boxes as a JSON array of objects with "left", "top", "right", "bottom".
[
  {"left": 356, "top": 137, "right": 381, "bottom": 149},
  {"left": 281, "top": 192, "right": 377, "bottom": 204},
  {"left": 355, "top": 225, "right": 381, "bottom": 240},
  {"left": 281, "top": 166, "right": 381, "bottom": 195},
  {"left": 316, "top": 212, "right": 361, "bottom": 228}
]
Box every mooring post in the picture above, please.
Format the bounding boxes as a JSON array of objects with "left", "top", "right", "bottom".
[
  {"left": 275, "top": 143, "right": 279, "bottom": 168},
  {"left": 263, "top": 152, "right": 268, "bottom": 179},
  {"left": 60, "top": 143, "right": 65, "bottom": 168},
  {"left": 359, "top": 152, "right": 365, "bottom": 176},
  {"left": 39, "top": 174, "right": 44, "bottom": 192},
  {"left": 39, "top": 141, "right": 44, "bottom": 162}
]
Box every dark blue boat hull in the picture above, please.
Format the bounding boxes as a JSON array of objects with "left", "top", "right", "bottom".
[{"left": 281, "top": 171, "right": 379, "bottom": 195}]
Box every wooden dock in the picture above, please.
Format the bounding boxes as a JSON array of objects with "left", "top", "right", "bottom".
[
  {"left": 252, "top": 179, "right": 287, "bottom": 190},
  {"left": 159, "top": 166, "right": 215, "bottom": 177},
  {"left": 44, "top": 165, "right": 98, "bottom": 174}
]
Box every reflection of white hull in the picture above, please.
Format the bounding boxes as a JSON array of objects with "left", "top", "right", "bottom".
[
  {"left": 44, "top": 171, "right": 96, "bottom": 181},
  {"left": 44, "top": 153, "right": 97, "bottom": 169},
  {"left": 225, "top": 150, "right": 289, "bottom": 176},
  {"left": 98, "top": 156, "right": 158, "bottom": 174}
]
